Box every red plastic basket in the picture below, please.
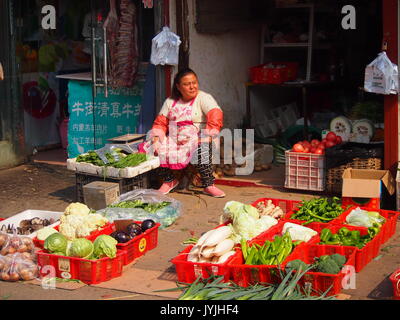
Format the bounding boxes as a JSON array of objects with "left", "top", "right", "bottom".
[
  {"left": 33, "top": 222, "right": 115, "bottom": 249},
  {"left": 282, "top": 205, "right": 349, "bottom": 231},
  {"left": 116, "top": 221, "right": 160, "bottom": 265},
  {"left": 251, "top": 220, "right": 319, "bottom": 245},
  {"left": 171, "top": 244, "right": 241, "bottom": 284},
  {"left": 282, "top": 244, "right": 357, "bottom": 296},
  {"left": 311, "top": 224, "right": 383, "bottom": 273},
  {"left": 331, "top": 207, "right": 400, "bottom": 246},
  {"left": 251, "top": 198, "right": 301, "bottom": 215},
  {"left": 389, "top": 269, "right": 400, "bottom": 300},
  {"left": 250, "top": 62, "right": 298, "bottom": 84},
  {"left": 36, "top": 249, "right": 125, "bottom": 285}
]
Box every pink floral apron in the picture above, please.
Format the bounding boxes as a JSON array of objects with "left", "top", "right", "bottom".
[{"left": 143, "top": 98, "right": 199, "bottom": 170}]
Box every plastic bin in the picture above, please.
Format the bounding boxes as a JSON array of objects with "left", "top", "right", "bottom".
[
  {"left": 33, "top": 222, "right": 116, "bottom": 249},
  {"left": 116, "top": 221, "right": 160, "bottom": 265},
  {"left": 389, "top": 269, "right": 400, "bottom": 300},
  {"left": 229, "top": 237, "right": 303, "bottom": 287},
  {"left": 284, "top": 150, "right": 325, "bottom": 191},
  {"left": 310, "top": 224, "right": 383, "bottom": 273},
  {"left": 0, "top": 210, "right": 62, "bottom": 239},
  {"left": 282, "top": 244, "right": 357, "bottom": 296},
  {"left": 171, "top": 244, "right": 241, "bottom": 284},
  {"left": 331, "top": 207, "right": 400, "bottom": 246},
  {"left": 252, "top": 220, "right": 319, "bottom": 244},
  {"left": 37, "top": 249, "right": 125, "bottom": 285},
  {"left": 250, "top": 62, "right": 298, "bottom": 84},
  {"left": 75, "top": 172, "right": 150, "bottom": 203},
  {"left": 283, "top": 204, "right": 349, "bottom": 231}
]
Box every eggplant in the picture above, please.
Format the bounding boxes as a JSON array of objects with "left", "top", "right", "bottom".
[
  {"left": 112, "top": 231, "right": 131, "bottom": 243},
  {"left": 141, "top": 219, "right": 156, "bottom": 232},
  {"left": 126, "top": 223, "right": 142, "bottom": 237}
]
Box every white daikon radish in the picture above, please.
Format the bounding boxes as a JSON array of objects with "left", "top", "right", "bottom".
[
  {"left": 196, "top": 229, "right": 218, "bottom": 246},
  {"left": 200, "top": 246, "right": 216, "bottom": 259},
  {"left": 187, "top": 245, "right": 201, "bottom": 262},
  {"left": 217, "top": 250, "right": 236, "bottom": 264},
  {"left": 213, "top": 239, "right": 235, "bottom": 257},
  {"left": 211, "top": 256, "right": 220, "bottom": 264},
  {"left": 200, "top": 226, "right": 232, "bottom": 249}
]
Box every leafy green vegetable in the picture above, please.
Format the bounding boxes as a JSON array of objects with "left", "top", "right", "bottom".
[
  {"left": 67, "top": 238, "right": 94, "bottom": 259},
  {"left": 44, "top": 233, "right": 68, "bottom": 255},
  {"left": 93, "top": 235, "right": 117, "bottom": 259},
  {"left": 76, "top": 151, "right": 147, "bottom": 169},
  {"left": 108, "top": 200, "right": 171, "bottom": 213}
]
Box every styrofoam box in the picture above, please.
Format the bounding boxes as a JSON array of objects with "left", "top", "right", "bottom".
[
  {"left": 67, "top": 156, "right": 160, "bottom": 178},
  {"left": 0, "top": 210, "right": 62, "bottom": 238}
]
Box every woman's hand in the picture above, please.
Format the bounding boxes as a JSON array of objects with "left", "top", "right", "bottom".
[{"left": 198, "top": 136, "right": 212, "bottom": 144}]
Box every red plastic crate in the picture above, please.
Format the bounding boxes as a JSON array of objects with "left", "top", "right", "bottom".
[
  {"left": 33, "top": 222, "right": 115, "bottom": 249},
  {"left": 332, "top": 207, "right": 400, "bottom": 246},
  {"left": 229, "top": 235, "right": 304, "bottom": 287},
  {"left": 282, "top": 205, "right": 349, "bottom": 231},
  {"left": 250, "top": 62, "right": 298, "bottom": 84},
  {"left": 36, "top": 249, "right": 125, "bottom": 285},
  {"left": 311, "top": 224, "right": 383, "bottom": 273},
  {"left": 171, "top": 245, "right": 241, "bottom": 284},
  {"left": 251, "top": 220, "right": 319, "bottom": 244},
  {"left": 284, "top": 150, "right": 325, "bottom": 191},
  {"left": 251, "top": 197, "right": 301, "bottom": 215},
  {"left": 282, "top": 245, "right": 357, "bottom": 296},
  {"left": 116, "top": 221, "right": 160, "bottom": 265},
  {"left": 389, "top": 269, "right": 400, "bottom": 300}
]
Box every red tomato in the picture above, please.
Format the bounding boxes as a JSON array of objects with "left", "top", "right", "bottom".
[
  {"left": 311, "top": 139, "right": 320, "bottom": 147},
  {"left": 326, "top": 140, "right": 336, "bottom": 148},
  {"left": 302, "top": 141, "right": 311, "bottom": 149},
  {"left": 310, "top": 146, "right": 317, "bottom": 153},
  {"left": 293, "top": 143, "right": 305, "bottom": 152},
  {"left": 303, "top": 147, "right": 310, "bottom": 153},
  {"left": 326, "top": 132, "right": 337, "bottom": 142},
  {"left": 317, "top": 143, "right": 325, "bottom": 150},
  {"left": 314, "top": 148, "right": 325, "bottom": 155},
  {"left": 336, "top": 136, "right": 343, "bottom": 144}
]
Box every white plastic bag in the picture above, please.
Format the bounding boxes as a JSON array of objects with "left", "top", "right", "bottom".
[
  {"left": 150, "top": 27, "right": 181, "bottom": 66},
  {"left": 97, "top": 189, "right": 182, "bottom": 228},
  {"left": 364, "top": 52, "right": 398, "bottom": 95}
]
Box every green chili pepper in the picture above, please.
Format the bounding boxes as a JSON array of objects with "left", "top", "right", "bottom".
[{"left": 320, "top": 229, "right": 332, "bottom": 242}]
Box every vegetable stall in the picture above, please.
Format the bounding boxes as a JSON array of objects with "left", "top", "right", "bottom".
[{"left": 0, "top": 193, "right": 400, "bottom": 300}]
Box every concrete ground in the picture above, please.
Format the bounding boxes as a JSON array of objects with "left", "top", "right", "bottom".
[{"left": 0, "top": 150, "right": 399, "bottom": 300}]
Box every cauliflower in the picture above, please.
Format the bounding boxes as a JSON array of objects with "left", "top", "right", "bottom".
[
  {"left": 86, "top": 214, "right": 108, "bottom": 230},
  {"left": 59, "top": 207, "right": 109, "bottom": 240},
  {"left": 64, "top": 202, "right": 90, "bottom": 216},
  {"left": 59, "top": 223, "right": 77, "bottom": 240}
]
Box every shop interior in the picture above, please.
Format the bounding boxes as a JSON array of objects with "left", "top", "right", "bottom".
[
  {"left": 217, "top": 0, "right": 385, "bottom": 191},
  {"left": 13, "top": 0, "right": 155, "bottom": 164}
]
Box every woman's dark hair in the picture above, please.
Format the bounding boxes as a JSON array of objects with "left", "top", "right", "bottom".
[{"left": 171, "top": 68, "right": 198, "bottom": 100}]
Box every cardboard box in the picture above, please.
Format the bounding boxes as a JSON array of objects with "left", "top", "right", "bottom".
[
  {"left": 83, "top": 181, "right": 120, "bottom": 210},
  {"left": 341, "top": 168, "right": 395, "bottom": 209}
]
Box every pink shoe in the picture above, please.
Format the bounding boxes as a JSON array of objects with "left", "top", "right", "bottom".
[
  {"left": 158, "top": 180, "right": 179, "bottom": 195},
  {"left": 203, "top": 185, "right": 226, "bottom": 198}
]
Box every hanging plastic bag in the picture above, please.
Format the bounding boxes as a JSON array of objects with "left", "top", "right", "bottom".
[
  {"left": 150, "top": 26, "right": 181, "bottom": 66},
  {"left": 97, "top": 189, "right": 182, "bottom": 228},
  {"left": 364, "top": 51, "right": 398, "bottom": 95}
]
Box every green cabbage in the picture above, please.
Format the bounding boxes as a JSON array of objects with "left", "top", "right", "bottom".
[
  {"left": 67, "top": 238, "right": 94, "bottom": 259},
  {"left": 223, "top": 201, "right": 260, "bottom": 220},
  {"left": 44, "top": 233, "right": 68, "bottom": 254},
  {"left": 93, "top": 235, "right": 117, "bottom": 259},
  {"left": 37, "top": 227, "right": 59, "bottom": 241}
]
